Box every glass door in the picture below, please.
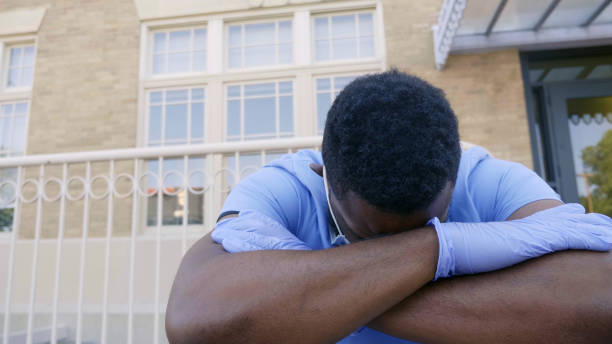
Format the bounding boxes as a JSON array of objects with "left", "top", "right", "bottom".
[{"left": 545, "top": 80, "right": 612, "bottom": 216}]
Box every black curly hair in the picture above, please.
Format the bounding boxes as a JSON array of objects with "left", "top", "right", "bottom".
[{"left": 322, "top": 69, "right": 461, "bottom": 214}]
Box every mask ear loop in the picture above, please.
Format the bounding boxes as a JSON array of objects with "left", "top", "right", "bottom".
[{"left": 323, "top": 167, "right": 347, "bottom": 240}]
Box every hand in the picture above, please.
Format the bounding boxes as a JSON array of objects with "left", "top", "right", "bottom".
[
  {"left": 212, "top": 210, "right": 312, "bottom": 253},
  {"left": 431, "top": 203, "right": 612, "bottom": 279}
]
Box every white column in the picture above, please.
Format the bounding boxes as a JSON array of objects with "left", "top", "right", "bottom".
[
  {"left": 208, "top": 19, "right": 224, "bottom": 74},
  {"left": 376, "top": 1, "right": 387, "bottom": 69},
  {"left": 294, "top": 10, "right": 311, "bottom": 66}
]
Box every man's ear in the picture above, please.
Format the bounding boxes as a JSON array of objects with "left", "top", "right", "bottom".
[{"left": 309, "top": 163, "right": 324, "bottom": 177}]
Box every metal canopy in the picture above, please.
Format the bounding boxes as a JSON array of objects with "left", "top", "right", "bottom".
[{"left": 433, "top": 0, "right": 612, "bottom": 69}]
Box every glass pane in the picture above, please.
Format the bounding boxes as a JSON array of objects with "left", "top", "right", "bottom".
[
  {"left": 150, "top": 91, "right": 163, "bottom": 104},
  {"left": 1, "top": 104, "right": 13, "bottom": 115},
  {"left": 14, "top": 102, "right": 28, "bottom": 114},
  {"left": 455, "top": 0, "right": 502, "bottom": 35},
  {"left": 11, "top": 117, "right": 26, "bottom": 153},
  {"left": 245, "top": 22, "right": 275, "bottom": 45},
  {"left": 244, "top": 45, "right": 275, "bottom": 67},
  {"left": 529, "top": 69, "right": 545, "bottom": 83},
  {"left": 244, "top": 97, "right": 275, "bottom": 136},
  {"left": 1, "top": 117, "right": 11, "bottom": 150},
  {"left": 153, "top": 54, "right": 166, "bottom": 74},
  {"left": 168, "top": 52, "right": 190, "bottom": 73},
  {"left": 359, "top": 36, "right": 375, "bottom": 57},
  {"left": 314, "top": 17, "right": 329, "bottom": 40},
  {"left": 542, "top": 67, "right": 584, "bottom": 82},
  {"left": 227, "top": 85, "right": 241, "bottom": 98},
  {"left": 278, "top": 43, "right": 292, "bottom": 64},
  {"left": 9, "top": 47, "right": 22, "bottom": 67},
  {"left": 194, "top": 29, "right": 207, "bottom": 50},
  {"left": 492, "top": 0, "right": 552, "bottom": 32},
  {"left": 278, "top": 21, "right": 292, "bottom": 42},
  {"left": 358, "top": 13, "right": 374, "bottom": 36},
  {"left": 20, "top": 67, "right": 33, "bottom": 87},
  {"left": 0, "top": 208, "right": 14, "bottom": 232},
  {"left": 279, "top": 96, "right": 293, "bottom": 133},
  {"left": 191, "top": 88, "right": 204, "bottom": 101},
  {"left": 165, "top": 104, "right": 188, "bottom": 141},
  {"left": 166, "top": 89, "right": 188, "bottom": 103},
  {"left": 228, "top": 26, "right": 242, "bottom": 47},
  {"left": 193, "top": 51, "right": 206, "bottom": 71},
  {"left": 279, "top": 81, "right": 292, "bottom": 94},
  {"left": 228, "top": 47, "right": 242, "bottom": 68},
  {"left": 191, "top": 102, "right": 204, "bottom": 140},
  {"left": 317, "top": 78, "right": 331, "bottom": 91},
  {"left": 332, "top": 38, "right": 357, "bottom": 60},
  {"left": 315, "top": 40, "right": 330, "bottom": 61},
  {"left": 22, "top": 46, "right": 35, "bottom": 66},
  {"left": 586, "top": 65, "right": 612, "bottom": 80},
  {"left": 227, "top": 100, "right": 241, "bottom": 137},
  {"left": 154, "top": 32, "right": 167, "bottom": 53},
  {"left": 244, "top": 83, "right": 275, "bottom": 97},
  {"left": 317, "top": 92, "right": 332, "bottom": 131},
  {"left": 331, "top": 15, "right": 356, "bottom": 38},
  {"left": 335, "top": 75, "right": 357, "bottom": 89},
  {"left": 7, "top": 68, "right": 19, "bottom": 88},
  {"left": 169, "top": 30, "right": 190, "bottom": 51},
  {"left": 148, "top": 105, "right": 162, "bottom": 142},
  {"left": 544, "top": 0, "right": 604, "bottom": 28},
  {"left": 566, "top": 96, "right": 612, "bottom": 217}
]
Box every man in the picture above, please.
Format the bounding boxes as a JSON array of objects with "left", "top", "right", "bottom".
[{"left": 166, "top": 70, "right": 612, "bottom": 343}]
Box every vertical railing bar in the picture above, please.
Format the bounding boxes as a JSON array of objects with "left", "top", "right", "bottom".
[
  {"left": 181, "top": 155, "right": 188, "bottom": 255},
  {"left": 26, "top": 164, "right": 45, "bottom": 344},
  {"left": 234, "top": 151, "right": 240, "bottom": 184},
  {"left": 260, "top": 150, "right": 266, "bottom": 167},
  {"left": 51, "top": 163, "right": 68, "bottom": 344},
  {"left": 76, "top": 161, "right": 92, "bottom": 344},
  {"left": 2, "top": 166, "right": 24, "bottom": 344},
  {"left": 127, "top": 158, "right": 140, "bottom": 344},
  {"left": 101, "top": 160, "right": 115, "bottom": 344},
  {"left": 154, "top": 157, "right": 163, "bottom": 344}
]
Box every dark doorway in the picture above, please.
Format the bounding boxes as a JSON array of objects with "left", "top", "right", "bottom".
[{"left": 521, "top": 47, "right": 612, "bottom": 216}]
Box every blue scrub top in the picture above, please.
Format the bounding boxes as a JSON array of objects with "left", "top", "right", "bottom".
[{"left": 218, "top": 146, "right": 560, "bottom": 343}]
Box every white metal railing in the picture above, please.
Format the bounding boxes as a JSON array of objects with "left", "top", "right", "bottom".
[{"left": 0, "top": 137, "right": 322, "bottom": 344}]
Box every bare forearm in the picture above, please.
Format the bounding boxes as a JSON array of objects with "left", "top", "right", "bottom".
[
  {"left": 370, "top": 250, "right": 612, "bottom": 343},
  {"left": 166, "top": 228, "right": 438, "bottom": 344}
]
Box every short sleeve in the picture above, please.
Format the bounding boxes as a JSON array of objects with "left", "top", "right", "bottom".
[
  {"left": 220, "top": 165, "right": 307, "bottom": 234},
  {"left": 468, "top": 157, "right": 561, "bottom": 222}
]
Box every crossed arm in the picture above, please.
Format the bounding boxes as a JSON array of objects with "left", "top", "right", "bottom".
[{"left": 165, "top": 200, "right": 612, "bottom": 343}]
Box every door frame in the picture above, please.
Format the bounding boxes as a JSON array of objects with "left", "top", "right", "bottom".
[{"left": 543, "top": 79, "right": 612, "bottom": 203}]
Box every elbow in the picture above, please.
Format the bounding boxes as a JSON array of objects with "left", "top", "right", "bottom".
[{"left": 165, "top": 294, "right": 224, "bottom": 344}]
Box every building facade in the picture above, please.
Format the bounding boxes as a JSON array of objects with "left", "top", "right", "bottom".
[{"left": 0, "top": 0, "right": 610, "bottom": 343}]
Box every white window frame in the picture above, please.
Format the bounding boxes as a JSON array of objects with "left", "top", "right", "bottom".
[
  {"left": 0, "top": 35, "right": 36, "bottom": 239},
  {"left": 311, "top": 9, "right": 379, "bottom": 65},
  {"left": 137, "top": 0, "right": 386, "bottom": 234},
  {"left": 145, "top": 85, "right": 207, "bottom": 147},
  {"left": 313, "top": 72, "right": 372, "bottom": 134},
  {"left": 224, "top": 79, "right": 296, "bottom": 141},
  {"left": 224, "top": 17, "right": 294, "bottom": 72},
  {"left": 148, "top": 25, "right": 208, "bottom": 79}
]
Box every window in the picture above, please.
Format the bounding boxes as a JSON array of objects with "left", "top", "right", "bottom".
[
  {"left": 227, "top": 20, "right": 292, "bottom": 69},
  {"left": 313, "top": 13, "right": 375, "bottom": 62},
  {"left": 146, "top": 87, "right": 206, "bottom": 227},
  {"left": 226, "top": 81, "right": 294, "bottom": 140},
  {"left": 152, "top": 28, "right": 207, "bottom": 75},
  {"left": 147, "top": 87, "right": 205, "bottom": 146},
  {"left": 0, "top": 101, "right": 28, "bottom": 156},
  {"left": 315, "top": 75, "right": 358, "bottom": 132},
  {"left": 146, "top": 157, "right": 205, "bottom": 226},
  {"left": 0, "top": 101, "right": 28, "bottom": 233},
  {"left": 5, "top": 45, "right": 35, "bottom": 88}
]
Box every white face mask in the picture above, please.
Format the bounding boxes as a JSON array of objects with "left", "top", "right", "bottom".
[{"left": 323, "top": 167, "right": 350, "bottom": 245}]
